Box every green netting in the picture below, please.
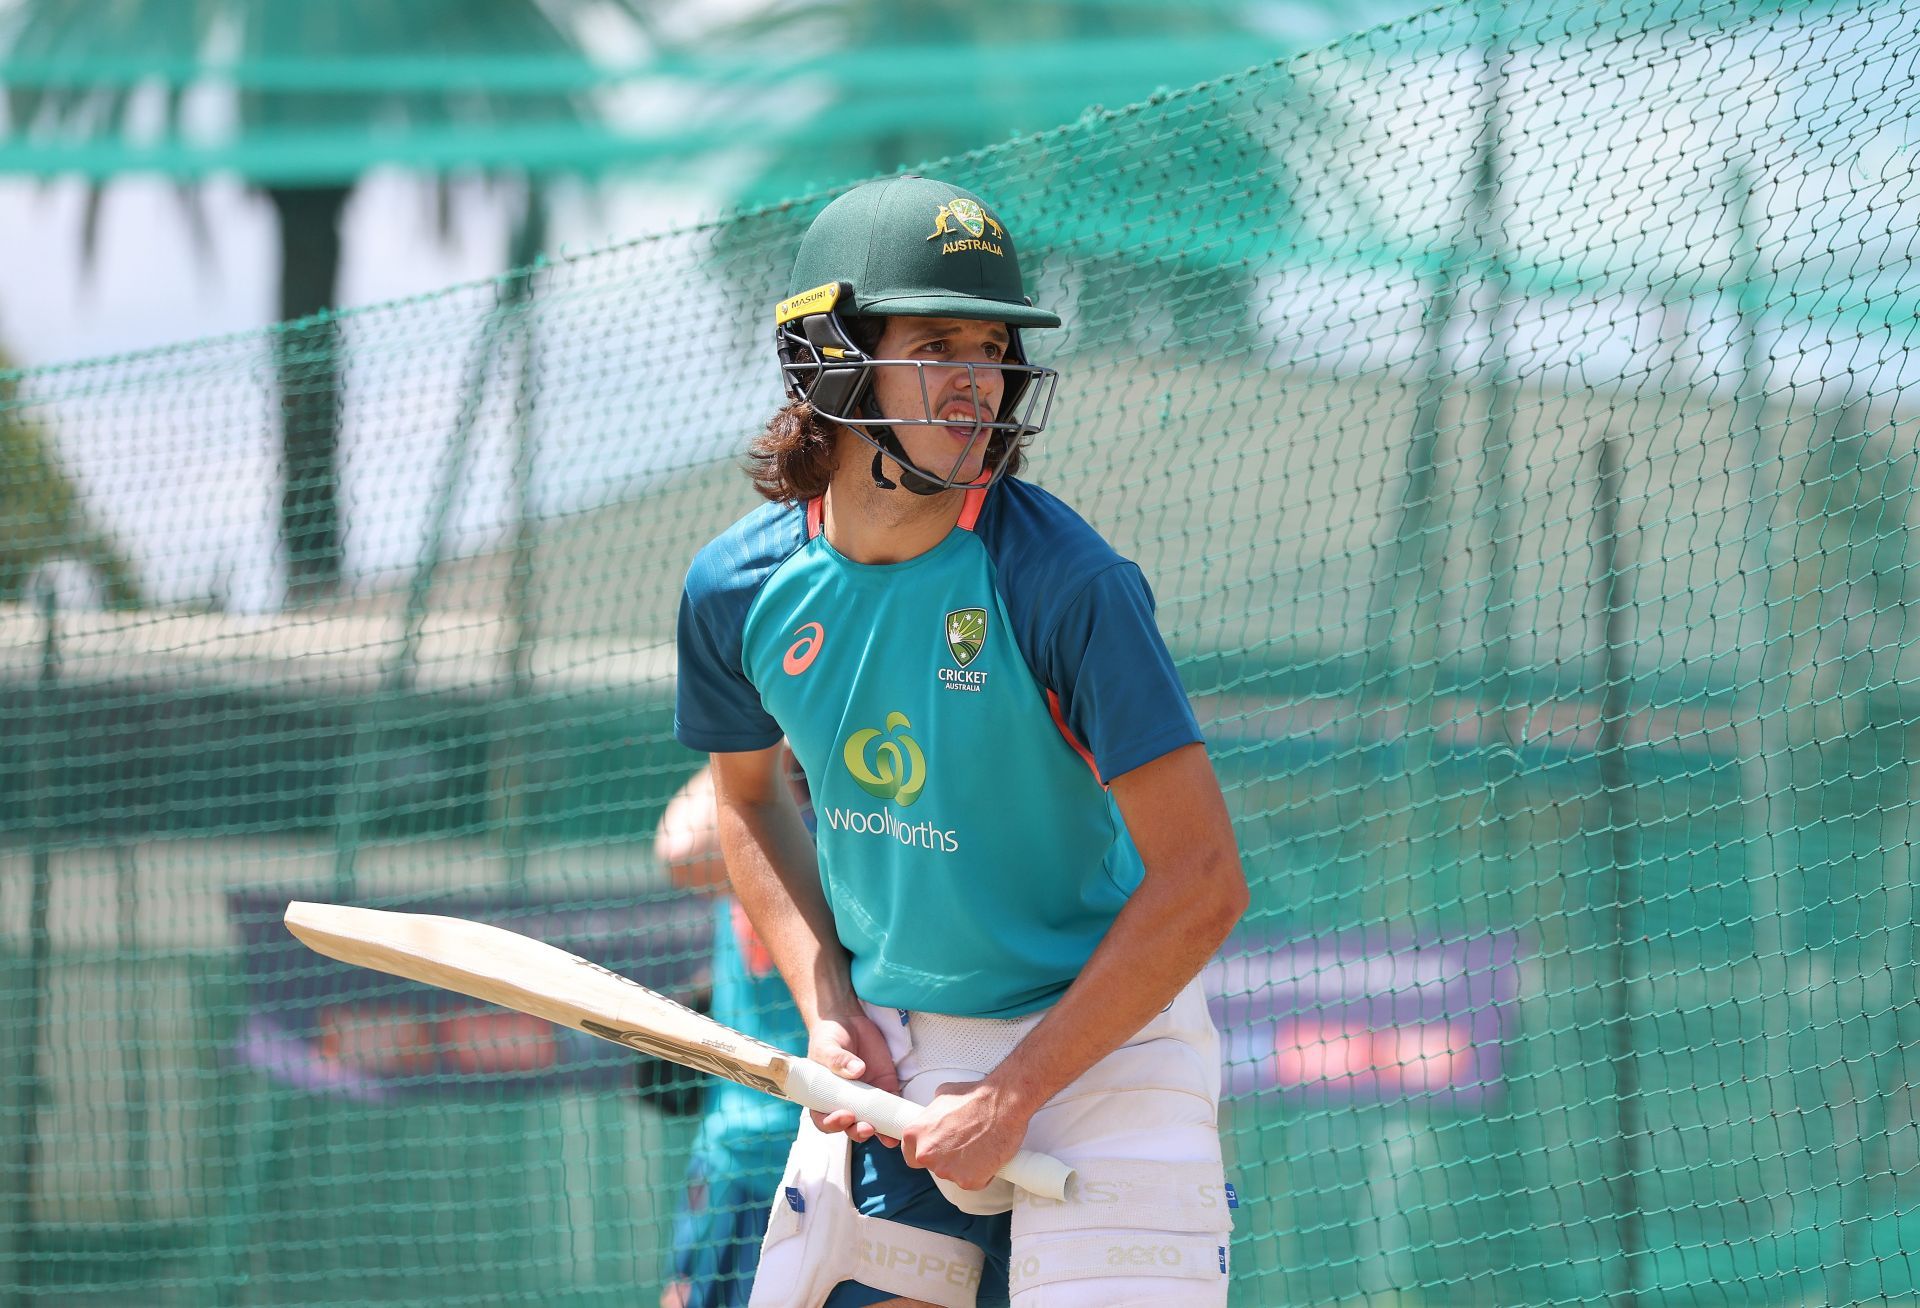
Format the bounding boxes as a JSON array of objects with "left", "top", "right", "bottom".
[{"left": 6, "top": 0, "right": 1920, "bottom": 1303}]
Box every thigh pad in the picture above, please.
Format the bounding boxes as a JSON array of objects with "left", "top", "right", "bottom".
[{"left": 748, "top": 1116, "right": 987, "bottom": 1308}]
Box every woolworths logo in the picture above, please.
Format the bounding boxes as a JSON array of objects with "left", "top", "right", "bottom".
[
  {"left": 842, "top": 711, "right": 927, "bottom": 806},
  {"left": 826, "top": 712, "right": 959, "bottom": 852}
]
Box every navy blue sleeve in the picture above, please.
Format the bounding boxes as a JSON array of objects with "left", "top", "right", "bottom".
[
  {"left": 978, "top": 479, "right": 1202, "bottom": 784},
  {"left": 674, "top": 509, "right": 797, "bottom": 754},
  {"left": 1039, "top": 561, "right": 1203, "bottom": 783}
]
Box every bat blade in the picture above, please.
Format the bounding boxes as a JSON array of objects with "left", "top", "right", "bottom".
[
  {"left": 282, "top": 901, "right": 1075, "bottom": 1199},
  {"left": 283, "top": 901, "right": 789, "bottom": 1096}
]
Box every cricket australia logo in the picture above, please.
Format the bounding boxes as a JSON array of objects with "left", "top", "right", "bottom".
[
  {"left": 940, "top": 608, "right": 990, "bottom": 693},
  {"left": 946, "top": 609, "right": 986, "bottom": 667},
  {"left": 843, "top": 711, "right": 927, "bottom": 806}
]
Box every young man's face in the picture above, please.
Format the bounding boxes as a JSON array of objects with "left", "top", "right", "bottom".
[{"left": 866, "top": 316, "right": 1010, "bottom": 487}]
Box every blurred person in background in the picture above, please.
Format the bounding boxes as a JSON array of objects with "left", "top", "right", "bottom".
[{"left": 657, "top": 753, "right": 813, "bottom": 1308}]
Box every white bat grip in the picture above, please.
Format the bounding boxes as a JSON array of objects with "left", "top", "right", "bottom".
[{"left": 783, "top": 1058, "right": 1075, "bottom": 1201}]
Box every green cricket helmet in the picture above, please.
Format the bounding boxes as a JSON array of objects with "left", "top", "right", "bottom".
[{"left": 775, "top": 175, "right": 1061, "bottom": 495}]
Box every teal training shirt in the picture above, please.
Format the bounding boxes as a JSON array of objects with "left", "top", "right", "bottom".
[{"left": 675, "top": 478, "right": 1201, "bottom": 1018}]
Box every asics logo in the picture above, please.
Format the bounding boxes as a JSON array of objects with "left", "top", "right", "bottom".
[{"left": 783, "top": 621, "right": 824, "bottom": 675}]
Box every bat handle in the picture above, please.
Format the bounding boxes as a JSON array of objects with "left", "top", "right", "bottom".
[{"left": 783, "top": 1058, "right": 1075, "bottom": 1201}]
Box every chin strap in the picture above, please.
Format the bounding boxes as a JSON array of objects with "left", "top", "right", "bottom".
[{"left": 861, "top": 402, "right": 949, "bottom": 497}]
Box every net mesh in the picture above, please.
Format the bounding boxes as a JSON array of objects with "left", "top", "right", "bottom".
[{"left": 6, "top": 0, "right": 1920, "bottom": 1303}]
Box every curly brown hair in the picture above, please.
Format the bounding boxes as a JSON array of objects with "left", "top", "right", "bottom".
[
  {"left": 744, "top": 400, "right": 1029, "bottom": 503},
  {"left": 745, "top": 400, "right": 841, "bottom": 502}
]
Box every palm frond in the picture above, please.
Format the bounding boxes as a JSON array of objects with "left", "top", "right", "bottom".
[
  {"left": 175, "top": 180, "right": 216, "bottom": 271},
  {"left": 76, "top": 183, "right": 106, "bottom": 278}
]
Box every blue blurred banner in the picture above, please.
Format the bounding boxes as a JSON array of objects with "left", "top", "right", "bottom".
[
  {"left": 232, "top": 892, "right": 1519, "bottom": 1109},
  {"left": 1208, "top": 929, "right": 1521, "bottom": 1107}
]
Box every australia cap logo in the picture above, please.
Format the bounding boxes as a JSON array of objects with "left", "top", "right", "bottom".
[{"left": 928, "top": 199, "right": 1005, "bottom": 257}]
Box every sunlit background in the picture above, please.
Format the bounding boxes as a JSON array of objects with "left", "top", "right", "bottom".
[
  {"left": 5, "top": 2, "right": 1920, "bottom": 1306},
  {"left": 0, "top": 0, "right": 1434, "bottom": 612}
]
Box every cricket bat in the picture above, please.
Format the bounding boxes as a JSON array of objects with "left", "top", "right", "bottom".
[{"left": 283, "top": 902, "right": 1074, "bottom": 1199}]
